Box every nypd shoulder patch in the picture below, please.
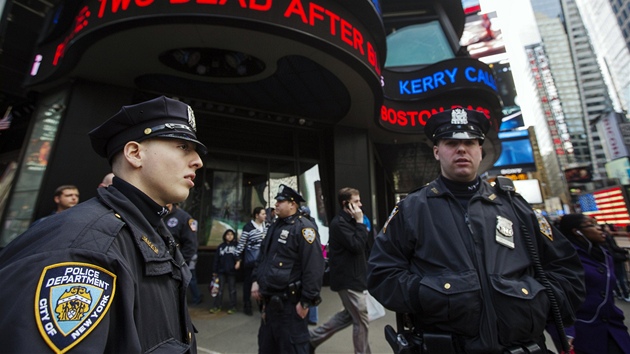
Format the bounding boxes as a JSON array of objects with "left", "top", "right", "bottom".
[
  {"left": 35, "top": 262, "right": 116, "bottom": 353},
  {"left": 302, "top": 228, "right": 316, "bottom": 244},
  {"left": 383, "top": 206, "right": 399, "bottom": 234},
  {"left": 535, "top": 210, "right": 553, "bottom": 241},
  {"left": 188, "top": 218, "right": 198, "bottom": 232}
]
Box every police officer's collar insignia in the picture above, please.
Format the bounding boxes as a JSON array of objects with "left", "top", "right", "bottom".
[
  {"left": 488, "top": 193, "right": 497, "bottom": 201},
  {"left": 430, "top": 187, "right": 439, "bottom": 195},
  {"left": 302, "top": 228, "right": 316, "bottom": 244},
  {"left": 451, "top": 108, "right": 468, "bottom": 124},
  {"left": 166, "top": 217, "right": 179, "bottom": 228},
  {"left": 36, "top": 263, "right": 116, "bottom": 353},
  {"left": 187, "top": 105, "right": 197, "bottom": 132},
  {"left": 495, "top": 216, "right": 515, "bottom": 249},
  {"left": 382, "top": 206, "right": 399, "bottom": 234},
  {"left": 535, "top": 211, "right": 553, "bottom": 241}
]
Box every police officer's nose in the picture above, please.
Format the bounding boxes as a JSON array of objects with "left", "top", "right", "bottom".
[{"left": 191, "top": 152, "right": 203, "bottom": 170}]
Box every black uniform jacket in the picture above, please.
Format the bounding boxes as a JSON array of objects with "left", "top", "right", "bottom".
[
  {"left": 165, "top": 206, "right": 198, "bottom": 264},
  {"left": 367, "top": 178, "right": 585, "bottom": 353},
  {"left": 328, "top": 210, "right": 370, "bottom": 292},
  {"left": 0, "top": 184, "right": 196, "bottom": 353},
  {"left": 254, "top": 212, "right": 324, "bottom": 305}
]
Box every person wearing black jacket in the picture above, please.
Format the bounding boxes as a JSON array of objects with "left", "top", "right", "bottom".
[
  {"left": 0, "top": 96, "right": 206, "bottom": 353},
  {"left": 165, "top": 203, "right": 203, "bottom": 305},
  {"left": 368, "top": 108, "right": 585, "bottom": 353},
  {"left": 310, "top": 187, "right": 371, "bottom": 353}
]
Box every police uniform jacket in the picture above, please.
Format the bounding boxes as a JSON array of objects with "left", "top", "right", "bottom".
[
  {"left": 328, "top": 210, "right": 370, "bottom": 292},
  {"left": 0, "top": 181, "right": 196, "bottom": 353},
  {"left": 367, "top": 178, "right": 585, "bottom": 353},
  {"left": 165, "top": 206, "right": 198, "bottom": 265},
  {"left": 253, "top": 212, "right": 324, "bottom": 305}
]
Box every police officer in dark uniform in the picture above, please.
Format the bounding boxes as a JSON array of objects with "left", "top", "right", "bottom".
[
  {"left": 165, "top": 203, "right": 203, "bottom": 305},
  {"left": 367, "top": 108, "right": 585, "bottom": 354},
  {"left": 0, "top": 96, "right": 205, "bottom": 353},
  {"left": 252, "top": 184, "right": 324, "bottom": 354}
]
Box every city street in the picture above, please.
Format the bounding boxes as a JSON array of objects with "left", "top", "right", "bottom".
[{"left": 190, "top": 283, "right": 630, "bottom": 354}]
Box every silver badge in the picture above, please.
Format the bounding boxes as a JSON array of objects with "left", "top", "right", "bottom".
[
  {"left": 451, "top": 108, "right": 468, "bottom": 125},
  {"left": 187, "top": 105, "right": 197, "bottom": 132},
  {"left": 495, "top": 215, "right": 515, "bottom": 249}
]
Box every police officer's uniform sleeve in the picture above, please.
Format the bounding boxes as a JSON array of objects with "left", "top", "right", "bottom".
[
  {"left": 0, "top": 220, "right": 141, "bottom": 352},
  {"left": 530, "top": 210, "right": 585, "bottom": 325},
  {"left": 367, "top": 204, "right": 423, "bottom": 313},
  {"left": 298, "top": 220, "right": 324, "bottom": 304}
]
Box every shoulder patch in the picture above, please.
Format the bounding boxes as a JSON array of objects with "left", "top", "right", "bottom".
[
  {"left": 302, "top": 228, "right": 316, "bottom": 244},
  {"left": 535, "top": 211, "right": 553, "bottom": 241},
  {"left": 36, "top": 262, "right": 116, "bottom": 353},
  {"left": 188, "top": 218, "right": 198, "bottom": 232},
  {"left": 382, "top": 206, "right": 399, "bottom": 234}
]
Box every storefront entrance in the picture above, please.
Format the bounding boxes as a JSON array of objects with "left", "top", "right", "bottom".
[{"left": 181, "top": 151, "right": 329, "bottom": 250}]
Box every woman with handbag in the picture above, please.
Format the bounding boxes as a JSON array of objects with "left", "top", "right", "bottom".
[{"left": 235, "top": 207, "right": 268, "bottom": 315}]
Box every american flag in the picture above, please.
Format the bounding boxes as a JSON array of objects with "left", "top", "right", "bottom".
[{"left": 579, "top": 186, "right": 630, "bottom": 225}]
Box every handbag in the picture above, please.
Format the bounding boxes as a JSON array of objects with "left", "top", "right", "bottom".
[{"left": 243, "top": 247, "right": 259, "bottom": 267}]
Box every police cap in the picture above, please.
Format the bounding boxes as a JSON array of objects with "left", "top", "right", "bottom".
[
  {"left": 424, "top": 107, "right": 490, "bottom": 144},
  {"left": 275, "top": 184, "right": 305, "bottom": 203},
  {"left": 88, "top": 96, "right": 208, "bottom": 160}
]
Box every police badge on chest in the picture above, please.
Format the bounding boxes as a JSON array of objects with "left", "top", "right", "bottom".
[
  {"left": 278, "top": 230, "right": 289, "bottom": 244},
  {"left": 495, "top": 216, "right": 515, "bottom": 249}
]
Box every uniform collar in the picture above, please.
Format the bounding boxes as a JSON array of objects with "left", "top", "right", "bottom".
[
  {"left": 112, "top": 177, "right": 168, "bottom": 229},
  {"left": 426, "top": 178, "right": 502, "bottom": 204},
  {"left": 278, "top": 211, "right": 300, "bottom": 224}
]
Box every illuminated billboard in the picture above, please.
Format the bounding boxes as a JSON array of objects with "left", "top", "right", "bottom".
[{"left": 489, "top": 129, "right": 536, "bottom": 174}]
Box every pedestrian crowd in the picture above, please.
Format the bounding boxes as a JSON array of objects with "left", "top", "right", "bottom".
[{"left": 1, "top": 101, "right": 630, "bottom": 354}]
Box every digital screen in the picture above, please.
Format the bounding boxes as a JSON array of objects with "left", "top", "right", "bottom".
[
  {"left": 499, "top": 116, "right": 524, "bottom": 131},
  {"left": 565, "top": 166, "right": 592, "bottom": 183},
  {"left": 493, "top": 130, "right": 535, "bottom": 168},
  {"left": 513, "top": 179, "right": 543, "bottom": 204}
]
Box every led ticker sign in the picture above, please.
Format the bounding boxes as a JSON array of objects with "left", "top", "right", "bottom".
[
  {"left": 28, "top": 0, "right": 385, "bottom": 85},
  {"left": 377, "top": 56, "right": 501, "bottom": 134},
  {"left": 379, "top": 98, "right": 495, "bottom": 134},
  {"left": 382, "top": 58, "right": 498, "bottom": 101},
  {"left": 526, "top": 45, "right": 574, "bottom": 165}
]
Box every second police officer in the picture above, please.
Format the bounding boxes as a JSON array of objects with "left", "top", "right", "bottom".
[
  {"left": 252, "top": 184, "right": 324, "bottom": 354},
  {"left": 367, "top": 108, "right": 585, "bottom": 354}
]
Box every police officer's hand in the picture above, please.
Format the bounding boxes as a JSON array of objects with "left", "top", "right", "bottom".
[
  {"left": 235, "top": 260, "right": 241, "bottom": 270},
  {"left": 296, "top": 302, "right": 309, "bottom": 319},
  {"left": 251, "top": 281, "right": 261, "bottom": 300}
]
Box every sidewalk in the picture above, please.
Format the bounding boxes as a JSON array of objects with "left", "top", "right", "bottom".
[
  {"left": 190, "top": 285, "right": 395, "bottom": 354},
  {"left": 189, "top": 283, "right": 630, "bottom": 354}
]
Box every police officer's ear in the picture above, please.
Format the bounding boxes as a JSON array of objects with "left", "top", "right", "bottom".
[
  {"left": 433, "top": 144, "right": 440, "bottom": 160},
  {"left": 122, "top": 141, "right": 143, "bottom": 168}
]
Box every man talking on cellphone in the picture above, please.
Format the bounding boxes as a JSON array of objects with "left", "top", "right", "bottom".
[{"left": 310, "top": 187, "right": 372, "bottom": 353}]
